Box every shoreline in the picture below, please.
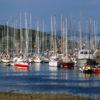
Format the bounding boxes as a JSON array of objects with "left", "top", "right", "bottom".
[{"left": 0, "top": 92, "right": 94, "bottom": 100}]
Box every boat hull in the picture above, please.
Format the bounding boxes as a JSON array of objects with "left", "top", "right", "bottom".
[
  {"left": 1, "top": 59, "right": 10, "bottom": 63},
  {"left": 80, "top": 64, "right": 93, "bottom": 74},
  {"left": 77, "top": 59, "right": 88, "bottom": 67},
  {"left": 63, "top": 62, "right": 74, "bottom": 68},
  {"left": 34, "top": 59, "right": 41, "bottom": 63},
  {"left": 15, "top": 63, "right": 29, "bottom": 70},
  {"left": 83, "top": 69, "right": 93, "bottom": 74},
  {"left": 58, "top": 62, "right": 74, "bottom": 69},
  {"left": 49, "top": 60, "right": 58, "bottom": 67},
  {"left": 93, "top": 67, "right": 100, "bottom": 73}
]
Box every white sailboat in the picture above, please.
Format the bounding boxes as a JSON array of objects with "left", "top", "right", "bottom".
[
  {"left": 28, "top": 13, "right": 34, "bottom": 63},
  {"left": 1, "top": 22, "right": 11, "bottom": 65},
  {"left": 33, "top": 20, "right": 41, "bottom": 63},
  {"left": 49, "top": 16, "right": 58, "bottom": 67},
  {"left": 41, "top": 20, "right": 49, "bottom": 63}
]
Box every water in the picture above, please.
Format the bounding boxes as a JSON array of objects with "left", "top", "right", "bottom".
[{"left": 0, "top": 63, "right": 100, "bottom": 100}]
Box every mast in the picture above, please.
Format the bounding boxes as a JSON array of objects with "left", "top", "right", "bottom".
[
  {"left": 61, "top": 15, "right": 64, "bottom": 54},
  {"left": 29, "top": 13, "right": 32, "bottom": 53},
  {"left": 65, "top": 18, "right": 68, "bottom": 59},
  {"left": 42, "top": 19, "right": 44, "bottom": 52},
  {"left": 2, "top": 27, "right": 4, "bottom": 52},
  {"left": 36, "top": 19, "right": 40, "bottom": 55},
  {"left": 3, "top": 25, "right": 6, "bottom": 53},
  {"left": 25, "top": 13, "right": 29, "bottom": 57},
  {"left": 53, "top": 16, "right": 57, "bottom": 54},
  {"left": 20, "top": 13, "right": 23, "bottom": 53},
  {"left": 93, "top": 20, "right": 97, "bottom": 50},
  {"left": 13, "top": 22, "right": 17, "bottom": 54},
  {"left": 6, "top": 21, "right": 9, "bottom": 54},
  {"left": 1, "top": 31, "right": 3, "bottom": 52},
  {"left": 79, "top": 20, "right": 82, "bottom": 50},
  {"left": 88, "top": 19, "right": 92, "bottom": 51},
  {"left": 88, "top": 18, "right": 92, "bottom": 59},
  {"left": 50, "top": 16, "right": 53, "bottom": 51}
]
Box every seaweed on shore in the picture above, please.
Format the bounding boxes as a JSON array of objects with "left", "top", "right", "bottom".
[{"left": 0, "top": 92, "right": 94, "bottom": 100}]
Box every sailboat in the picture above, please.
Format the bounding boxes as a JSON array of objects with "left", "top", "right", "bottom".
[
  {"left": 58, "top": 18, "right": 74, "bottom": 69},
  {"left": 28, "top": 13, "right": 34, "bottom": 63},
  {"left": 14, "top": 13, "right": 29, "bottom": 69},
  {"left": 1, "top": 22, "right": 11, "bottom": 65},
  {"left": 33, "top": 20, "right": 42, "bottom": 63},
  {"left": 41, "top": 20, "right": 49, "bottom": 63},
  {"left": 49, "top": 16, "right": 58, "bottom": 67}
]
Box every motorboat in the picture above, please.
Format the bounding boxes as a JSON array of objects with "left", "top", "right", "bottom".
[
  {"left": 79, "top": 59, "right": 97, "bottom": 74},
  {"left": 77, "top": 49, "right": 94, "bottom": 67}
]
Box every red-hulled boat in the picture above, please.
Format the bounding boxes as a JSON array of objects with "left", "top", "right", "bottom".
[
  {"left": 61, "top": 62, "right": 74, "bottom": 69},
  {"left": 93, "top": 65, "right": 100, "bottom": 74},
  {"left": 15, "top": 62, "right": 29, "bottom": 70},
  {"left": 93, "top": 68, "right": 100, "bottom": 73},
  {"left": 58, "top": 58, "right": 74, "bottom": 69},
  {"left": 58, "top": 56, "right": 74, "bottom": 69}
]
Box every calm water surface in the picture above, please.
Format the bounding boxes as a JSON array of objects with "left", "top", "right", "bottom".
[{"left": 0, "top": 63, "right": 100, "bottom": 100}]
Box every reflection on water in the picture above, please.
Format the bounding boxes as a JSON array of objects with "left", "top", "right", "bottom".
[
  {"left": 13, "top": 67, "right": 29, "bottom": 72},
  {"left": 34, "top": 63, "right": 41, "bottom": 71},
  {"left": 49, "top": 66, "right": 57, "bottom": 72},
  {"left": 79, "top": 72, "right": 93, "bottom": 79},
  {"left": 0, "top": 63, "right": 100, "bottom": 100},
  {"left": 48, "top": 66, "right": 58, "bottom": 79}
]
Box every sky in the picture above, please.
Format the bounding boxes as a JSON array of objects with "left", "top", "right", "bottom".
[{"left": 0, "top": 0, "right": 100, "bottom": 31}]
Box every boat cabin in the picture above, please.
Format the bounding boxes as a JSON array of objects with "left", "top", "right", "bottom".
[{"left": 78, "top": 49, "right": 94, "bottom": 60}]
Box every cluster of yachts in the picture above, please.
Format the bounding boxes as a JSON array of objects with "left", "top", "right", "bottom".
[{"left": 0, "top": 49, "right": 100, "bottom": 74}]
